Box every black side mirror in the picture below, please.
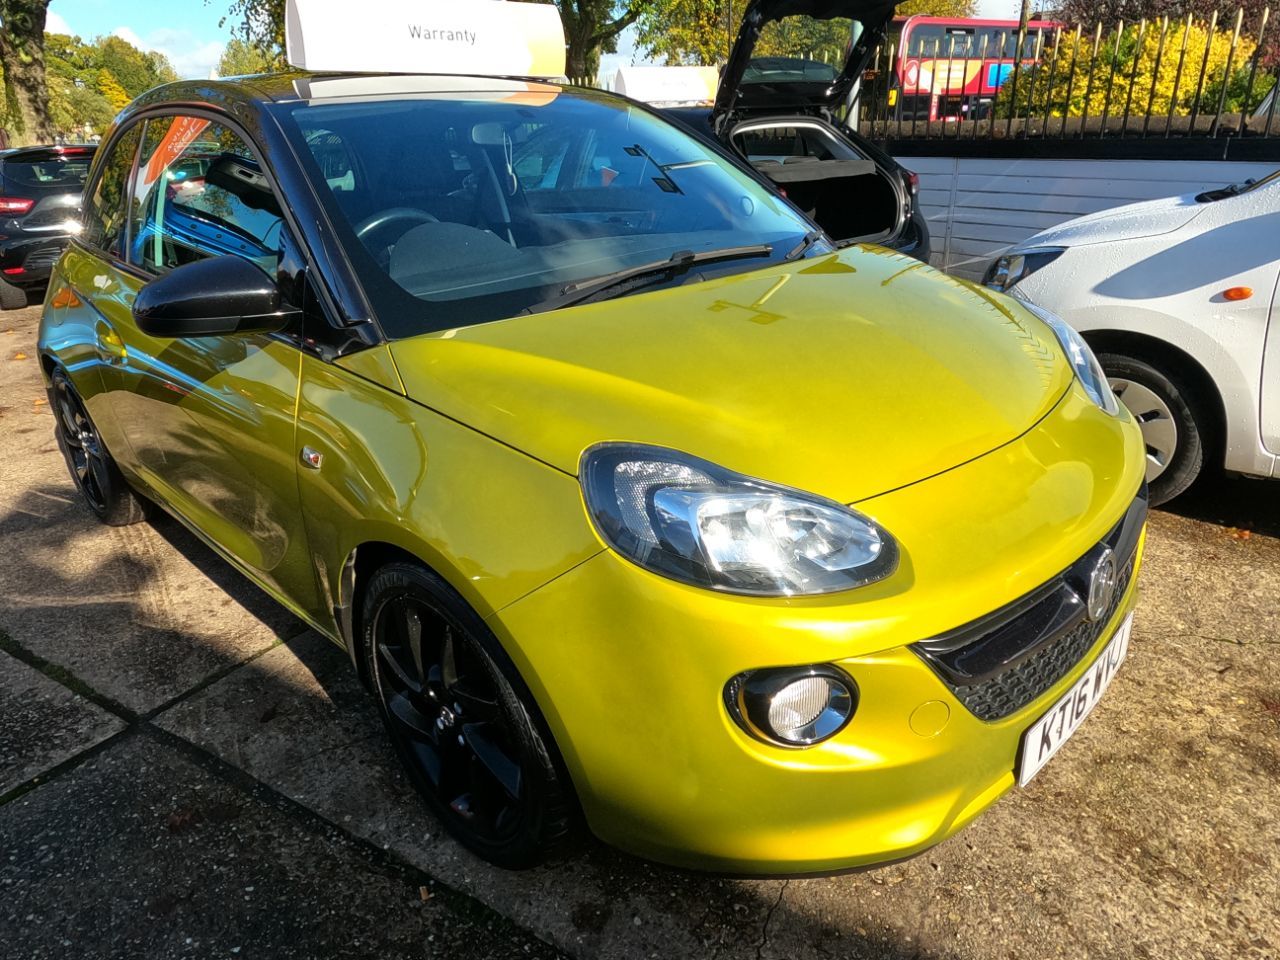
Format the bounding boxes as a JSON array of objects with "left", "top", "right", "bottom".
[{"left": 132, "top": 255, "right": 299, "bottom": 338}]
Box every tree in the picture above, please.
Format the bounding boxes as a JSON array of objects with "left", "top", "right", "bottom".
[
  {"left": 216, "top": 0, "right": 287, "bottom": 65},
  {"left": 997, "top": 17, "right": 1262, "bottom": 119},
  {"left": 47, "top": 73, "right": 114, "bottom": 140},
  {"left": 554, "top": 1, "right": 649, "bottom": 82},
  {"left": 0, "top": 0, "right": 54, "bottom": 144},
  {"left": 96, "top": 34, "right": 159, "bottom": 97},
  {"left": 1053, "top": 1, "right": 1276, "bottom": 64},
  {"left": 638, "top": 0, "right": 976, "bottom": 67},
  {"left": 96, "top": 69, "right": 132, "bottom": 112},
  {"left": 217, "top": 38, "right": 277, "bottom": 77},
  {"left": 146, "top": 50, "right": 180, "bottom": 85}
]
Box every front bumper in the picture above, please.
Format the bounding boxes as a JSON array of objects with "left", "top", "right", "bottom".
[{"left": 489, "top": 382, "right": 1147, "bottom": 874}]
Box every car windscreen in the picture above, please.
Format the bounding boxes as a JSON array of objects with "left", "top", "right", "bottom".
[
  {"left": 278, "top": 88, "right": 816, "bottom": 336},
  {"left": 1, "top": 148, "right": 95, "bottom": 190}
]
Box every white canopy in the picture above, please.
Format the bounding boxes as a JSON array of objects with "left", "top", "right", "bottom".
[
  {"left": 610, "top": 66, "right": 720, "bottom": 106},
  {"left": 285, "top": 0, "right": 567, "bottom": 78}
]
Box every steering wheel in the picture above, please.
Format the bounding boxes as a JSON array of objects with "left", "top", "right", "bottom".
[{"left": 353, "top": 207, "right": 439, "bottom": 242}]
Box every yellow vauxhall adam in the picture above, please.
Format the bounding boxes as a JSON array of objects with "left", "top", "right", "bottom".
[{"left": 36, "top": 1, "right": 1146, "bottom": 875}]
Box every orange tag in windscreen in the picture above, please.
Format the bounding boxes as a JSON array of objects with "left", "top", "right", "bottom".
[{"left": 601, "top": 166, "right": 619, "bottom": 186}]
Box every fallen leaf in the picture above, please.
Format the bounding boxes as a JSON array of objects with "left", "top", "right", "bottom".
[
  {"left": 31, "top": 398, "right": 44, "bottom": 406},
  {"left": 419, "top": 886, "right": 433, "bottom": 902},
  {"left": 13, "top": 352, "right": 27, "bottom": 360}
]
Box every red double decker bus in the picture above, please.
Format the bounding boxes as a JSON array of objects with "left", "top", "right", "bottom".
[{"left": 889, "top": 16, "right": 1062, "bottom": 122}]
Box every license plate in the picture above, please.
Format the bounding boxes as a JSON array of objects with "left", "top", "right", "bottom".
[{"left": 1017, "top": 613, "right": 1133, "bottom": 786}]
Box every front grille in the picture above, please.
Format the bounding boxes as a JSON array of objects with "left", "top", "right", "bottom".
[{"left": 912, "top": 488, "right": 1147, "bottom": 722}]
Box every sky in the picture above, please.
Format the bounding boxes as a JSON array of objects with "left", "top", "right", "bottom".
[{"left": 49, "top": 0, "right": 1020, "bottom": 83}]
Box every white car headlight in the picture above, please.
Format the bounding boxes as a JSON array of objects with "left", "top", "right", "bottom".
[
  {"left": 1019, "top": 301, "right": 1121, "bottom": 416},
  {"left": 581, "top": 444, "right": 898, "bottom": 596},
  {"left": 983, "top": 247, "right": 1065, "bottom": 292}
]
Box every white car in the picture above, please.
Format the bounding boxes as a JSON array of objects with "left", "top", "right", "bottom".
[{"left": 984, "top": 171, "right": 1280, "bottom": 504}]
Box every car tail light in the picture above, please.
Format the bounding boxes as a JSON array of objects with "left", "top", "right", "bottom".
[
  {"left": 0, "top": 196, "right": 35, "bottom": 215},
  {"left": 3, "top": 266, "right": 25, "bottom": 275},
  {"left": 905, "top": 170, "right": 919, "bottom": 195}
]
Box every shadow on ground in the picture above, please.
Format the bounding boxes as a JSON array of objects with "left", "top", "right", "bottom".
[{"left": 1164, "top": 473, "right": 1280, "bottom": 538}]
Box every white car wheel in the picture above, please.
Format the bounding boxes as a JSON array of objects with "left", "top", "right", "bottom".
[{"left": 1109, "top": 377, "right": 1179, "bottom": 482}]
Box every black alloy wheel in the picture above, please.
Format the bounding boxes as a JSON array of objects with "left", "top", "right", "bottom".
[
  {"left": 362, "top": 563, "right": 573, "bottom": 868},
  {"left": 51, "top": 368, "right": 148, "bottom": 525}
]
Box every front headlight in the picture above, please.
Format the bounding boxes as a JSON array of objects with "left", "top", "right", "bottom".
[
  {"left": 1019, "top": 300, "right": 1121, "bottom": 416},
  {"left": 580, "top": 444, "right": 899, "bottom": 596},
  {"left": 983, "top": 247, "right": 1065, "bottom": 292}
]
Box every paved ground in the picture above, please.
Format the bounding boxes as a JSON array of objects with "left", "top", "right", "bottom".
[{"left": 2, "top": 301, "right": 1277, "bottom": 960}]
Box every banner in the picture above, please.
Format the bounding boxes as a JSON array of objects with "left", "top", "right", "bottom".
[{"left": 285, "top": 0, "right": 567, "bottom": 79}]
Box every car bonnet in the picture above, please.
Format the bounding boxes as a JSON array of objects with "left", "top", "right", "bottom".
[{"left": 388, "top": 245, "right": 1074, "bottom": 506}]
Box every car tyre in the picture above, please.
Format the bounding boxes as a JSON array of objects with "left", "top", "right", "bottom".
[
  {"left": 51, "top": 367, "right": 150, "bottom": 525},
  {"left": 361, "top": 562, "right": 575, "bottom": 869},
  {"left": 0, "top": 278, "right": 27, "bottom": 311},
  {"left": 1099, "top": 352, "right": 1214, "bottom": 506}
]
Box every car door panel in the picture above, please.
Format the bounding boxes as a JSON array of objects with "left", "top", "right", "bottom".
[{"left": 73, "top": 112, "right": 320, "bottom": 613}]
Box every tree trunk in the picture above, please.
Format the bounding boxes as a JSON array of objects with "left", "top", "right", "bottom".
[
  {"left": 566, "top": 28, "right": 598, "bottom": 84},
  {"left": 0, "top": 1, "right": 54, "bottom": 145}
]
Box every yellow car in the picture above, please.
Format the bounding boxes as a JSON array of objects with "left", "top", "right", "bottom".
[{"left": 36, "top": 57, "right": 1145, "bottom": 873}]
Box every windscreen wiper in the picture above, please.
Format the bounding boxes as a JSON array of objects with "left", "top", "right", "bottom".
[
  {"left": 1196, "top": 178, "right": 1256, "bottom": 202},
  {"left": 521, "top": 244, "right": 774, "bottom": 315},
  {"left": 783, "top": 230, "right": 826, "bottom": 261}
]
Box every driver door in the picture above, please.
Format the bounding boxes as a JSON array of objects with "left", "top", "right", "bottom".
[{"left": 96, "top": 113, "right": 319, "bottom": 615}]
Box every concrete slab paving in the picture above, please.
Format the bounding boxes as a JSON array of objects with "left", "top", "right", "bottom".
[
  {"left": 0, "top": 733, "right": 566, "bottom": 959},
  {"left": 0, "top": 646, "right": 126, "bottom": 795}
]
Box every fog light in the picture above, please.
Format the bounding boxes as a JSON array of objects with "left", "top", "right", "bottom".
[{"left": 725, "top": 666, "right": 857, "bottom": 747}]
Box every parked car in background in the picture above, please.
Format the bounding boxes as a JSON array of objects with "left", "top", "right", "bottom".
[
  {"left": 0, "top": 144, "right": 96, "bottom": 308},
  {"left": 666, "top": 0, "right": 930, "bottom": 261},
  {"left": 984, "top": 170, "right": 1280, "bottom": 504}
]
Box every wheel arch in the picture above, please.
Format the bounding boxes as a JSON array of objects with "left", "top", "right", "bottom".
[
  {"left": 1082, "top": 328, "right": 1228, "bottom": 466},
  {"left": 337, "top": 539, "right": 427, "bottom": 689},
  {"left": 339, "top": 537, "right": 586, "bottom": 828}
]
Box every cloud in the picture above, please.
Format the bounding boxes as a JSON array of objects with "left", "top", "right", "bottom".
[
  {"left": 45, "top": 10, "right": 72, "bottom": 35},
  {"left": 111, "top": 26, "right": 225, "bottom": 80}
]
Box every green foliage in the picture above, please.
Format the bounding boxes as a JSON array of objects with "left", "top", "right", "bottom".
[
  {"left": 96, "top": 69, "right": 132, "bottom": 112},
  {"left": 47, "top": 72, "right": 114, "bottom": 138},
  {"left": 637, "top": 0, "right": 976, "bottom": 66},
  {"left": 216, "top": 0, "right": 287, "bottom": 66},
  {"left": 35, "top": 31, "right": 181, "bottom": 139},
  {"left": 217, "top": 38, "right": 278, "bottom": 77},
  {"left": 996, "top": 18, "right": 1264, "bottom": 120}
]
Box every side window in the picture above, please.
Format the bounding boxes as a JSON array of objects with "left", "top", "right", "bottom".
[
  {"left": 513, "top": 126, "right": 572, "bottom": 191},
  {"left": 127, "top": 115, "right": 285, "bottom": 277},
  {"left": 81, "top": 124, "right": 142, "bottom": 256}
]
